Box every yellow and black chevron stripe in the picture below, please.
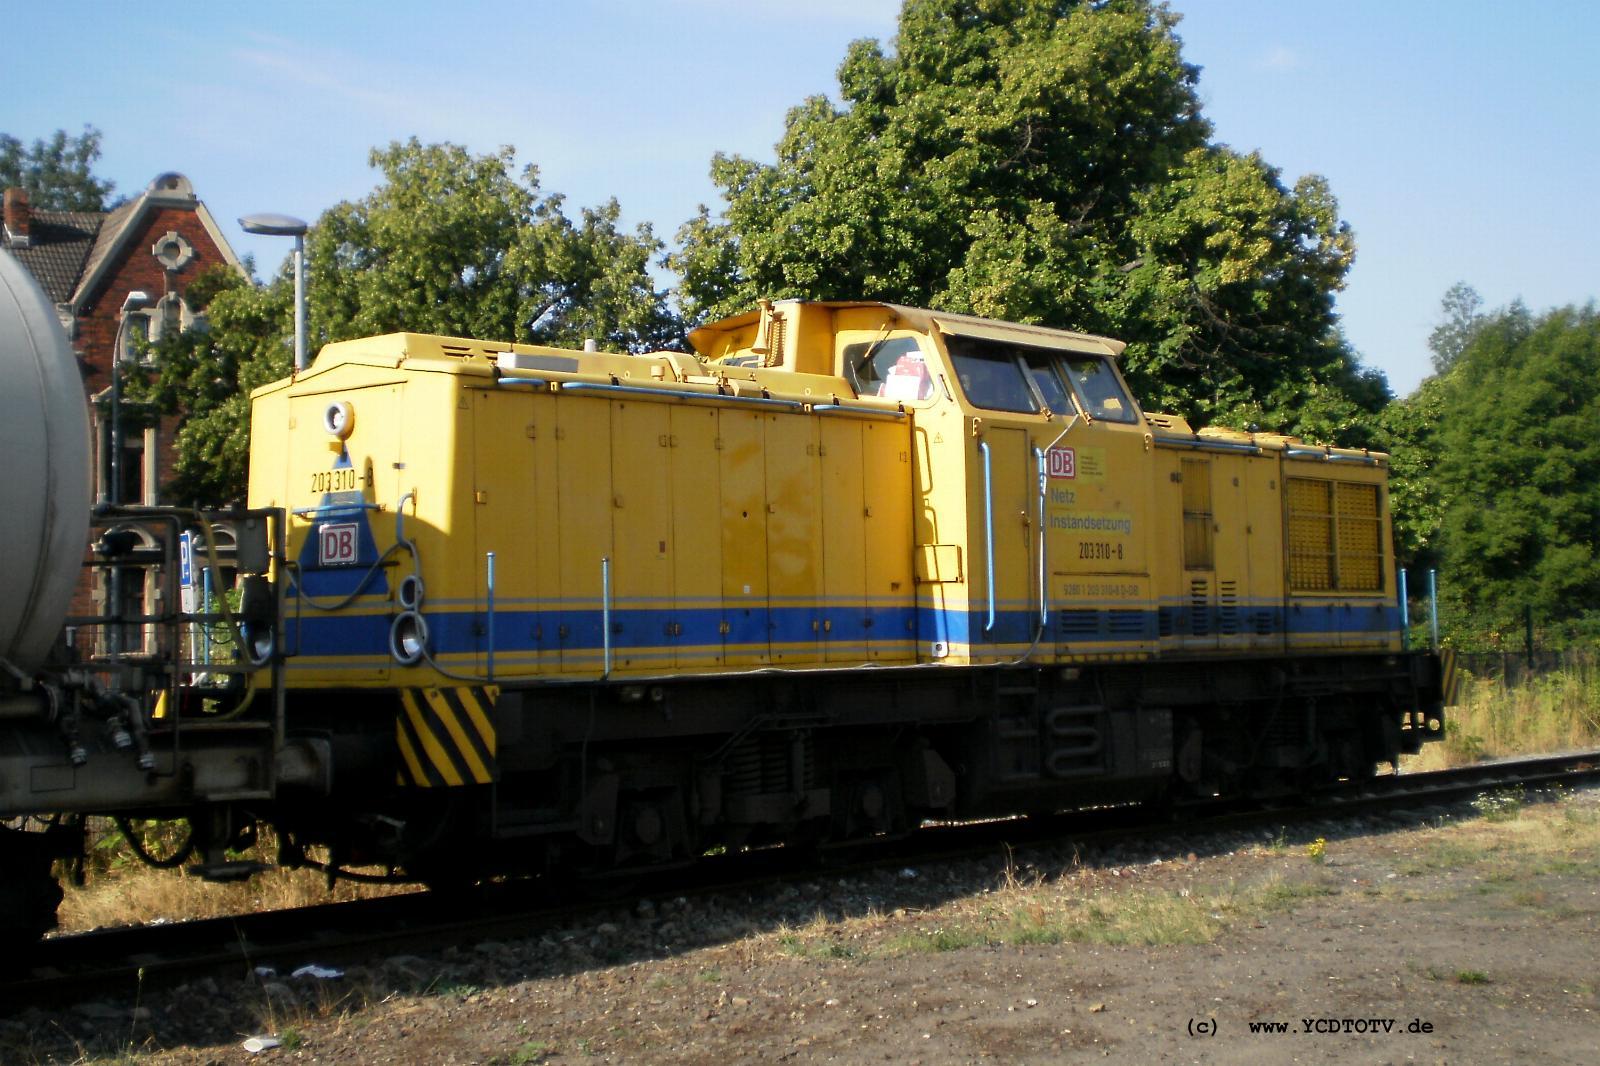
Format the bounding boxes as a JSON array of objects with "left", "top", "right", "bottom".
[
  {"left": 396, "top": 686, "right": 498, "bottom": 787},
  {"left": 1439, "top": 647, "right": 1463, "bottom": 708}
]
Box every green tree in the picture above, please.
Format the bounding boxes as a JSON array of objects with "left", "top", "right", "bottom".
[
  {"left": 1373, "top": 374, "right": 1447, "bottom": 569},
  {"left": 1432, "top": 303, "right": 1600, "bottom": 646},
  {"left": 0, "top": 125, "right": 115, "bottom": 211},
  {"left": 671, "top": 0, "right": 1386, "bottom": 442},
  {"left": 310, "top": 139, "right": 679, "bottom": 352},
  {"left": 1427, "top": 281, "right": 1485, "bottom": 375},
  {"left": 127, "top": 266, "right": 292, "bottom": 505}
]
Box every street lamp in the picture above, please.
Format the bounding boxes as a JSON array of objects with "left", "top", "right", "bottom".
[
  {"left": 110, "top": 290, "right": 154, "bottom": 506},
  {"left": 239, "top": 212, "right": 309, "bottom": 372}
]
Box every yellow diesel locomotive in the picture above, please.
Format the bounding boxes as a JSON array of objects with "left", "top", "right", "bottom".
[{"left": 241, "top": 300, "right": 1444, "bottom": 879}]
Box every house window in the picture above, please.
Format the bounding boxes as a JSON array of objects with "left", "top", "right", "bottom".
[{"left": 98, "top": 417, "right": 149, "bottom": 505}]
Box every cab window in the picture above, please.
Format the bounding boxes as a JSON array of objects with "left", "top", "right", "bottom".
[
  {"left": 1021, "top": 349, "right": 1075, "bottom": 415},
  {"left": 945, "top": 335, "right": 1039, "bottom": 414},
  {"left": 1062, "top": 355, "right": 1138, "bottom": 423},
  {"left": 842, "top": 336, "right": 934, "bottom": 401}
]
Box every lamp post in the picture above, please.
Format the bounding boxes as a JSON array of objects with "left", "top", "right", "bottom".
[
  {"left": 110, "top": 290, "right": 154, "bottom": 506},
  {"left": 238, "top": 213, "right": 309, "bottom": 372}
]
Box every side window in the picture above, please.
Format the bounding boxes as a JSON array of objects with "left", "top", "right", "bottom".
[
  {"left": 945, "top": 336, "right": 1039, "bottom": 414},
  {"left": 1062, "top": 356, "right": 1138, "bottom": 423},
  {"left": 842, "top": 336, "right": 934, "bottom": 401}
]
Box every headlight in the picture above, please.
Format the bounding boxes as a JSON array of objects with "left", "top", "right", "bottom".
[{"left": 389, "top": 610, "right": 429, "bottom": 665}]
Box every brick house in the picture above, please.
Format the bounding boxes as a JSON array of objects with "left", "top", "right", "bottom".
[{"left": 3, "top": 173, "right": 245, "bottom": 637}]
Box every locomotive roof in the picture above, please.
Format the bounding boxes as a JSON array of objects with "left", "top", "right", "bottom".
[{"left": 687, "top": 300, "right": 1127, "bottom": 360}]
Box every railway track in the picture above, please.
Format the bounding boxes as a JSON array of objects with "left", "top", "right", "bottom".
[{"left": 10, "top": 749, "right": 1598, "bottom": 1008}]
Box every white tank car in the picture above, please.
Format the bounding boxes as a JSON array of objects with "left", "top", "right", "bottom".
[{"left": 0, "top": 248, "right": 90, "bottom": 683}]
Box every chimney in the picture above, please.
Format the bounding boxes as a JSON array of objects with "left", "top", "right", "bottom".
[{"left": 3, "top": 187, "right": 30, "bottom": 248}]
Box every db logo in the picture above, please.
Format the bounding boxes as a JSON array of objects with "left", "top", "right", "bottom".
[
  {"left": 318, "top": 523, "right": 359, "bottom": 566},
  {"left": 1046, "top": 445, "right": 1077, "bottom": 479}
]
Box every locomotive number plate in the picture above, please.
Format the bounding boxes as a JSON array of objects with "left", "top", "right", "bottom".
[{"left": 310, "top": 468, "right": 359, "bottom": 493}]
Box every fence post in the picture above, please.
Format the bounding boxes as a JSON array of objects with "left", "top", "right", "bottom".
[{"left": 1524, "top": 605, "right": 1534, "bottom": 668}]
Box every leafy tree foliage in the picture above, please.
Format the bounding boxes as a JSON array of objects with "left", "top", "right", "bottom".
[
  {"left": 670, "top": 0, "right": 1386, "bottom": 442},
  {"left": 1428, "top": 303, "right": 1600, "bottom": 645},
  {"left": 1426, "top": 281, "right": 1485, "bottom": 375},
  {"left": 1373, "top": 374, "right": 1447, "bottom": 569},
  {"left": 309, "top": 139, "right": 680, "bottom": 352},
  {"left": 126, "top": 266, "right": 292, "bottom": 505},
  {"left": 0, "top": 125, "right": 115, "bottom": 211}
]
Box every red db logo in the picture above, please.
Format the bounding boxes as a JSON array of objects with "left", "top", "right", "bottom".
[
  {"left": 318, "top": 523, "right": 359, "bottom": 566},
  {"left": 1047, "top": 446, "right": 1076, "bottom": 479}
]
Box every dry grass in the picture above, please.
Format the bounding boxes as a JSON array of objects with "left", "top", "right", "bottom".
[
  {"left": 768, "top": 860, "right": 1341, "bottom": 962},
  {"left": 1406, "top": 660, "right": 1600, "bottom": 771},
  {"left": 1387, "top": 789, "right": 1600, "bottom": 887},
  {"left": 55, "top": 822, "right": 414, "bottom": 935},
  {"left": 763, "top": 790, "right": 1600, "bottom": 969}
]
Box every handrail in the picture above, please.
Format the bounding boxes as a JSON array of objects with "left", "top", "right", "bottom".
[
  {"left": 980, "top": 440, "right": 995, "bottom": 635},
  {"left": 559, "top": 380, "right": 804, "bottom": 410},
  {"left": 1034, "top": 446, "right": 1048, "bottom": 627},
  {"left": 1153, "top": 436, "right": 1261, "bottom": 456},
  {"left": 810, "top": 404, "right": 907, "bottom": 420},
  {"left": 485, "top": 551, "right": 496, "bottom": 683},
  {"left": 601, "top": 556, "right": 613, "bottom": 678},
  {"left": 1284, "top": 446, "right": 1379, "bottom": 465}
]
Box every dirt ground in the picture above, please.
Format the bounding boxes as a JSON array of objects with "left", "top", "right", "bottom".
[{"left": 6, "top": 784, "right": 1598, "bottom": 1065}]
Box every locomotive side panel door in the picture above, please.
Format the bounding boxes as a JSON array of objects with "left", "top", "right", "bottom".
[
  {"left": 718, "top": 409, "right": 770, "bottom": 666},
  {"left": 975, "top": 426, "right": 1035, "bottom": 655},
  {"left": 1177, "top": 456, "right": 1218, "bottom": 653},
  {"left": 1241, "top": 455, "right": 1286, "bottom": 652},
  {"left": 764, "top": 413, "right": 823, "bottom": 664},
  {"left": 861, "top": 419, "right": 916, "bottom": 661},
  {"left": 555, "top": 395, "right": 615, "bottom": 674},
  {"left": 472, "top": 387, "right": 546, "bottom": 677},
  {"left": 1043, "top": 419, "right": 1158, "bottom": 659},
  {"left": 670, "top": 406, "right": 724, "bottom": 670},
  {"left": 610, "top": 400, "right": 676, "bottom": 671},
  {"left": 1210, "top": 457, "right": 1252, "bottom": 653},
  {"left": 1148, "top": 446, "right": 1187, "bottom": 655},
  {"left": 819, "top": 418, "right": 868, "bottom": 663}
]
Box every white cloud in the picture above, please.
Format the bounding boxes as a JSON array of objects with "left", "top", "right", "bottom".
[{"left": 1261, "top": 45, "right": 1304, "bottom": 72}]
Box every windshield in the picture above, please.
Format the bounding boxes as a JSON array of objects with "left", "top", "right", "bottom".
[
  {"left": 942, "top": 334, "right": 1140, "bottom": 423},
  {"left": 945, "top": 335, "right": 1039, "bottom": 413},
  {"left": 1061, "top": 355, "right": 1137, "bottom": 423}
]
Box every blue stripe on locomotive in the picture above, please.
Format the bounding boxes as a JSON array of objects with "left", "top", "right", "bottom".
[{"left": 285, "top": 599, "right": 1400, "bottom": 661}]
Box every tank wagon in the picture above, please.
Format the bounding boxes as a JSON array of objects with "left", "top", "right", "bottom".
[{"left": 0, "top": 282, "right": 1447, "bottom": 943}]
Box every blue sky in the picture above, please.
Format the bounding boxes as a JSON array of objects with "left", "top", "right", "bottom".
[{"left": 5, "top": 0, "right": 1595, "bottom": 395}]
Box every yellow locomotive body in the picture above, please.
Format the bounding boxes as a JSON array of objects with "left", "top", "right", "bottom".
[
  {"left": 0, "top": 279, "right": 1443, "bottom": 937},
  {"left": 249, "top": 299, "right": 1398, "bottom": 692}
]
